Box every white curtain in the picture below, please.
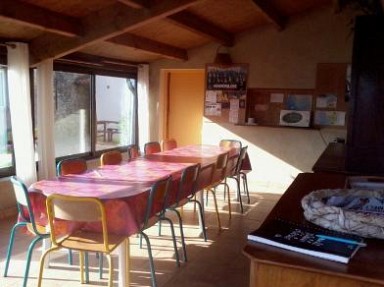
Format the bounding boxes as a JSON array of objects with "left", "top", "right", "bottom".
[
  {"left": 36, "top": 59, "right": 56, "bottom": 180},
  {"left": 137, "top": 64, "right": 149, "bottom": 152},
  {"left": 7, "top": 42, "right": 37, "bottom": 186}
]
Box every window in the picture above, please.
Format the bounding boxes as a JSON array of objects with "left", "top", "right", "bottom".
[
  {"left": 95, "top": 75, "right": 136, "bottom": 151},
  {"left": 0, "top": 67, "right": 13, "bottom": 170},
  {"left": 51, "top": 67, "right": 137, "bottom": 161},
  {"left": 54, "top": 71, "right": 92, "bottom": 157}
]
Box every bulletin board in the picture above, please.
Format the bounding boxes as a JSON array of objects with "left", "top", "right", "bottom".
[
  {"left": 246, "top": 88, "right": 315, "bottom": 127},
  {"left": 204, "top": 63, "right": 248, "bottom": 124}
]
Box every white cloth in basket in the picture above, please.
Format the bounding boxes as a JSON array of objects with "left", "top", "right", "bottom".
[{"left": 301, "top": 188, "right": 384, "bottom": 239}]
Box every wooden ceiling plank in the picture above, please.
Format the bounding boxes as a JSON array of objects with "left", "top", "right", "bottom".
[
  {"left": 108, "top": 34, "right": 188, "bottom": 60},
  {"left": 30, "top": 0, "right": 201, "bottom": 65},
  {"left": 0, "top": 0, "right": 82, "bottom": 37},
  {"left": 168, "top": 10, "right": 234, "bottom": 47},
  {"left": 251, "top": 0, "right": 286, "bottom": 30}
]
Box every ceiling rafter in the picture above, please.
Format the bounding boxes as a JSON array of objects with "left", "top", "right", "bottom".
[
  {"left": 0, "top": 0, "right": 82, "bottom": 37},
  {"left": 116, "top": 0, "right": 149, "bottom": 9},
  {"left": 29, "top": 0, "right": 201, "bottom": 66},
  {"left": 168, "top": 10, "right": 234, "bottom": 47},
  {"left": 108, "top": 34, "right": 188, "bottom": 61},
  {"left": 251, "top": 0, "right": 286, "bottom": 30}
]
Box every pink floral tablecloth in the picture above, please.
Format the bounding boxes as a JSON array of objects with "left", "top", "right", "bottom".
[{"left": 29, "top": 159, "right": 194, "bottom": 236}]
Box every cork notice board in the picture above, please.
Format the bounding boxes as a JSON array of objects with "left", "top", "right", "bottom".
[
  {"left": 246, "top": 88, "right": 315, "bottom": 127},
  {"left": 204, "top": 63, "right": 248, "bottom": 124}
]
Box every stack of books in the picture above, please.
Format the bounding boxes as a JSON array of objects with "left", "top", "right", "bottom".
[{"left": 247, "top": 218, "right": 366, "bottom": 264}]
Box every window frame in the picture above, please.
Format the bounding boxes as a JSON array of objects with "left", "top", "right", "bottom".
[{"left": 0, "top": 61, "right": 138, "bottom": 178}]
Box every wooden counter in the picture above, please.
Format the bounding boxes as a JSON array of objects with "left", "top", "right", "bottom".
[{"left": 243, "top": 173, "right": 384, "bottom": 287}]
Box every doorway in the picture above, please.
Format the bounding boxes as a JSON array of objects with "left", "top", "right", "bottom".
[{"left": 163, "top": 70, "right": 205, "bottom": 146}]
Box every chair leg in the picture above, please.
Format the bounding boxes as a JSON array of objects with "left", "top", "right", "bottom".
[
  {"left": 241, "top": 172, "right": 250, "bottom": 204},
  {"left": 99, "top": 252, "right": 104, "bottom": 279},
  {"left": 68, "top": 249, "right": 73, "bottom": 265},
  {"left": 190, "top": 199, "right": 208, "bottom": 241},
  {"left": 208, "top": 189, "right": 221, "bottom": 229},
  {"left": 37, "top": 246, "right": 60, "bottom": 287},
  {"left": 223, "top": 182, "right": 232, "bottom": 218},
  {"left": 140, "top": 231, "right": 157, "bottom": 287},
  {"left": 3, "top": 222, "right": 26, "bottom": 277},
  {"left": 234, "top": 176, "right": 244, "bottom": 213},
  {"left": 170, "top": 208, "right": 188, "bottom": 262},
  {"left": 79, "top": 251, "right": 85, "bottom": 284},
  {"left": 23, "top": 235, "right": 45, "bottom": 287},
  {"left": 161, "top": 217, "right": 180, "bottom": 267},
  {"left": 106, "top": 254, "right": 113, "bottom": 287}
]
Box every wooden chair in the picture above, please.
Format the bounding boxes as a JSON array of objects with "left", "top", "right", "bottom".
[
  {"left": 3, "top": 176, "right": 50, "bottom": 287},
  {"left": 162, "top": 138, "right": 177, "bottom": 151},
  {"left": 100, "top": 150, "right": 122, "bottom": 165},
  {"left": 144, "top": 141, "right": 161, "bottom": 155},
  {"left": 57, "top": 158, "right": 102, "bottom": 280},
  {"left": 219, "top": 139, "right": 242, "bottom": 150},
  {"left": 205, "top": 152, "right": 230, "bottom": 229},
  {"left": 225, "top": 146, "right": 249, "bottom": 212},
  {"left": 57, "top": 158, "right": 87, "bottom": 175},
  {"left": 139, "top": 176, "right": 180, "bottom": 287},
  {"left": 166, "top": 164, "right": 201, "bottom": 261},
  {"left": 127, "top": 144, "right": 140, "bottom": 160},
  {"left": 219, "top": 139, "right": 250, "bottom": 203},
  {"left": 37, "top": 194, "right": 129, "bottom": 287}
]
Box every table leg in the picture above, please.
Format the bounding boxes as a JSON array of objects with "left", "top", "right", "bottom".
[{"left": 118, "top": 237, "right": 130, "bottom": 287}]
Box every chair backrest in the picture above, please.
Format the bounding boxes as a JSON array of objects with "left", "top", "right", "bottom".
[
  {"left": 46, "top": 194, "right": 110, "bottom": 252},
  {"left": 225, "top": 153, "right": 239, "bottom": 177},
  {"left": 127, "top": 145, "right": 140, "bottom": 160},
  {"left": 144, "top": 141, "right": 161, "bottom": 155},
  {"left": 219, "top": 139, "right": 242, "bottom": 150},
  {"left": 141, "top": 176, "right": 172, "bottom": 229},
  {"left": 100, "top": 150, "right": 122, "bottom": 165},
  {"left": 162, "top": 138, "right": 177, "bottom": 151},
  {"left": 175, "top": 164, "right": 200, "bottom": 204},
  {"left": 235, "top": 146, "right": 248, "bottom": 174},
  {"left": 196, "top": 163, "right": 215, "bottom": 191},
  {"left": 212, "top": 152, "right": 229, "bottom": 183},
  {"left": 57, "top": 158, "right": 87, "bottom": 176},
  {"left": 10, "top": 176, "right": 45, "bottom": 235}
]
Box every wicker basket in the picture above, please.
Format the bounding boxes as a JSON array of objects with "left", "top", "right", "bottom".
[{"left": 301, "top": 188, "right": 384, "bottom": 239}]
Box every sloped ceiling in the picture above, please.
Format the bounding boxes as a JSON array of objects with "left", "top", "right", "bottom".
[{"left": 0, "top": 0, "right": 332, "bottom": 67}]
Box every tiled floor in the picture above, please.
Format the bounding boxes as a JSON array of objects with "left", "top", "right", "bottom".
[{"left": 0, "top": 183, "right": 283, "bottom": 287}]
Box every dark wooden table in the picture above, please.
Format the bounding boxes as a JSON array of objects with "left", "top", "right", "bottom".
[
  {"left": 243, "top": 172, "right": 384, "bottom": 287},
  {"left": 312, "top": 143, "right": 347, "bottom": 173}
]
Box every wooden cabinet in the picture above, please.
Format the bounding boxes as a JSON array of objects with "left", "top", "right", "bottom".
[{"left": 346, "top": 16, "right": 384, "bottom": 174}]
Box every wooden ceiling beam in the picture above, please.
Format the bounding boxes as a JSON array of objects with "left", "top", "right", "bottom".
[
  {"left": 108, "top": 33, "right": 188, "bottom": 61},
  {"left": 251, "top": 0, "right": 286, "bottom": 30},
  {"left": 0, "top": 0, "right": 82, "bottom": 37},
  {"left": 116, "top": 0, "right": 149, "bottom": 9},
  {"left": 30, "top": 0, "right": 200, "bottom": 65},
  {"left": 168, "top": 10, "right": 234, "bottom": 47}
]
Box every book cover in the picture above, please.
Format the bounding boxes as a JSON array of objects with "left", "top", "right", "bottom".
[{"left": 247, "top": 219, "right": 365, "bottom": 264}]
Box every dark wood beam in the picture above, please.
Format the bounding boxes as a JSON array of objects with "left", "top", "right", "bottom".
[
  {"left": 168, "top": 10, "right": 234, "bottom": 47},
  {"left": 108, "top": 34, "right": 187, "bottom": 61},
  {"left": 251, "top": 0, "right": 286, "bottom": 30},
  {"left": 57, "top": 52, "right": 142, "bottom": 73},
  {"left": 117, "top": 0, "right": 149, "bottom": 9},
  {"left": 30, "top": 0, "right": 200, "bottom": 65},
  {"left": 0, "top": 0, "right": 82, "bottom": 37}
]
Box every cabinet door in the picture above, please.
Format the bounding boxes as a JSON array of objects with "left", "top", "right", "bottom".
[{"left": 346, "top": 16, "right": 384, "bottom": 173}]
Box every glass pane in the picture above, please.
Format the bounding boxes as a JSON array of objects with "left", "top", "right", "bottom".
[
  {"left": 0, "top": 68, "right": 13, "bottom": 168},
  {"left": 54, "top": 71, "right": 91, "bottom": 157},
  {"left": 95, "top": 75, "right": 136, "bottom": 151}
]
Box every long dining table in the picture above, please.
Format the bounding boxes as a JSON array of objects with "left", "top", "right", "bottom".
[{"left": 28, "top": 144, "right": 234, "bottom": 287}]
